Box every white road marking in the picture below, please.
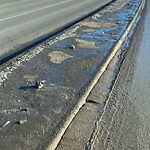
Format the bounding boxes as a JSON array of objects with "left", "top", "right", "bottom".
[{"left": 0, "top": 0, "right": 73, "bottom": 22}]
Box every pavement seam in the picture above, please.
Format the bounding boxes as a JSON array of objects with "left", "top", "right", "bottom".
[
  {"left": 85, "top": 0, "right": 145, "bottom": 149},
  {"left": 46, "top": 0, "right": 145, "bottom": 149}
]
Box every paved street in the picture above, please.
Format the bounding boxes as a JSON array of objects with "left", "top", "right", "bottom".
[{"left": 0, "top": 0, "right": 112, "bottom": 58}]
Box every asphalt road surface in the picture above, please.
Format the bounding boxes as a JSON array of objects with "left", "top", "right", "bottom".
[{"left": 0, "top": 0, "right": 112, "bottom": 59}]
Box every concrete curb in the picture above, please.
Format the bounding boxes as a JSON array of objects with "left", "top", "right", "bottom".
[{"left": 46, "top": 0, "right": 145, "bottom": 149}]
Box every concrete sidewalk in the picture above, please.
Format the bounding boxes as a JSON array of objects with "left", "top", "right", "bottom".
[{"left": 0, "top": 0, "right": 144, "bottom": 149}]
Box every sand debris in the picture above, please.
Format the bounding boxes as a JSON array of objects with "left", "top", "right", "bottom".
[
  {"left": 74, "top": 38, "right": 98, "bottom": 49},
  {"left": 24, "top": 74, "right": 38, "bottom": 82},
  {"left": 48, "top": 51, "right": 73, "bottom": 64},
  {"left": 80, "top": 21, "right": 116, "bottom": 29}
]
